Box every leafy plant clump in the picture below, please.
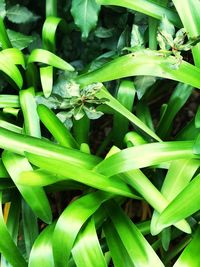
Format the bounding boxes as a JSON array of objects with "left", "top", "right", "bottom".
[{"left": 1, "top": 0, "right": 200, "bottom": 267}]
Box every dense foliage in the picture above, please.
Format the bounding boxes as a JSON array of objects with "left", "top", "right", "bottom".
[{"left": 0, "top": 0, "right": 200, "bottom": 266}]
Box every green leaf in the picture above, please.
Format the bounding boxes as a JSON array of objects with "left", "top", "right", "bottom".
[
  {"left": 95, "top": 141, "right": 198, "bottom": 177},
  {"left": 6, "top": 4, "right": 39, "bottom": 24},
  {"left": 157, "top": 15, "right": 175, "bottom": 49},
  {"left": 29, "top": 223, "right": 55, "bottom": 267},
  {"left": 71, "top": 0, "right": 101, "bottom": 39},
  {"left": 0, "top": 0, "right": 6, "bottom": 19},
  {"left": 104, "top": 146, "right": 190, "bottom": 235},
  {"left": 104, "top": 201, "right": 165, "bottom": 267},
  {"left": 96, "top": 0, "right": 181, "bottom": 28},
  {"left": 2, "top": 151, "right": 52, "bottom": 224},
  {"left": 37, "top": 104, "right": 79, "bottom": 149},
  {"left": 134, "top": 76, "right": 156, "bottom": 100},
  {"left": 6, "top": 29, "right": 34, "bottom": 50},
  {"left": 0, "top": 48, "right": 23, "bottom": 88},
  {"left": 173, "top": 226, "right": 200, "bottom": 267},
  {"left": 156, "top": 173, "right": 200, "bottom": 232},
  {"left": 21, "top": 200, "right": 38, "bottom": 258},
  {"left": 0, "top": 192, "right": 27, "bottom": 267},
  {"left": 40, "top": 66, "right": 53, "bottom": 98},
  {"left": 195, "top": 106, "right": 200, "bottom": 128},
  {"left": 172, "top": 0, "right": 200, "bottom": 67},
  {"left": 76, "top": 50, "right": 200, "bottom": 90},
  {"left": 19, "top": 87, "right": 41, "bottom": 138},
  {"left": 156, "top": 83, "right": 193, "bottom": 138},
  {"left": 72, "top": 218, "right": 107, "bottom": 267},
  {"left": 0, "top": 120, "right": 22, "bottom": 134},
  {"left": 131, "top": 24, "right": 144, "bottom": 48},
  {"left": 95, "top": 26, "right": 114, "bottom": 38},
  {"left": 0, "top": 16, "right": 12, "bottom": 49},
  {"left": 151, "top": 158, "right": 199, "bottom": 235},
  {"left": 24, "top": 151, "right": 139, "bottom": 198},
  {"left": 52, "top": 191, "right": 111, "bottom": 267},
  {"left": 113, "top": 80, "right": 136, "bottom": 147},
  {"left": 103, "top": 219, "right": 133, "bottom": 267},
  {"left": 28, "top": 49, "right": 74, "bottom": 71},
  {"left": 83, "top": 106, "right": 104, "bottom": 120},
  {"left": 42, "top": 16, "right": 62, "bottom": 52},
  {"left": 96, "top": 87, "right": 161, "bottom": 142},
  {"left": 0, "top": 127, "right": 101, "bottom": 169},
  {"left": 0, "top": 95, "right": 19, "bottom": 108}
]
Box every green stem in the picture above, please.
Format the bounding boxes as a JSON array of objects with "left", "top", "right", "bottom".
[
  {"left": 46, "top": 0, "right": 57, "bottom": 17},
  {"left": 0, "top": 17, "right": 12, "bottom": 49}
]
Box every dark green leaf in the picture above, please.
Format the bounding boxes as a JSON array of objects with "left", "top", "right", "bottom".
[
  {"left": 7, "top": 30, "right": 34, "bottom": 50},
  {"left": 71, "top": 0, "right": 101, "bottom": 39},
  {"left": 6, "top": 4, "right": 39, "bottom": 24},
  {"left": 0, "top": 0, "right": 6, "bottom": 19}
]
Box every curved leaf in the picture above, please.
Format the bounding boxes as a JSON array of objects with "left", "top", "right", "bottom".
[
  {"left": 28, "top": 49, "right": 74, "bottom": 71},
  {"left": 28, "top": 223, "right": 55, "bottom": 267},
  {"left": 0, "top": 49, "right": 23, "bottom": 88},
  {"left": 0, "top": 192, "right": 27, "bottom": 267},
  {"left": 53, "top": 191, "right": 111, "bottom": 267},
  {"left": 0, "top": 127, "right": 101, "bottom": 169},
  {"left": 37, "top": 104, "right": 79, "bottom": 149},
  {"left": 2, "top": 151, "right": 52, "bottom": 224},
  {"left": 156, "top": 173, "right": 200, "bottom": 232},
  {"left": 42, "top": 16, "right": 62, "bottom": 52},
  {"left": 95, "top": 141, "right": 197, "bottom": 176},
  {"left": 173, "top": 226, "right": 200, "bottom": 267},
  {"left": 23, "top": 152, "right": 139, "bottom": 198},
  {"left": 76, "top": 51, "right": 200, "bottom": 89},
  {"left": 72, "top": 218, "right": 107, "bottom": 267},
  {"left": 96, "top": 0, "right": 181, "bottom": 27},
  {"left": 104, "top": 201, "right": 164, "bottom": 267}
]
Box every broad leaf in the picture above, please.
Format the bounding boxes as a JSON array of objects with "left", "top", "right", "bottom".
[
  {"left": 71, "top": 0, "right": 100, "bottom": 39},
  {"left": 0, "top": 0, "right": 6, "bottom": 19},
  {"left": 7, "top": 29, "right": 34, "bottom": 50},
  {"left": 6, "top": 4, "right": 39, "bottom": 24}
]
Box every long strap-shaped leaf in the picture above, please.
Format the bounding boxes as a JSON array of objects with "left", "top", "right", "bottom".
[
  {"left": 173, "top": 225, "right": 200, "bottom": 267},
  {"left": 0, "top": 127, "right": 100, "bottom": 169},
  {"left": 52, "top": 191, "right": 112, "bottom": 267},
  {"left": 1, "top": 48, "right": 25, "bottom": 67},
  {"left": 20, "top": 87, "right": 41, "bottom": 138},
  {"left": 23, "top": 152, "right": 139, "bottom": 198},
  {"left": 72, "top": 218, "right": 107, "bottom": 267},
  {"left": 2, "top": 151, "right": 52, "bottom": 223},
  {"left": 0, "top": 192, "right": 27, "bottom": 267},
  {"left": 95, "top": 141, "right": 198, "bottom": 176},
  {"left": 103, "top": 219, "right": 133, "bottom": 267},
  {"left": 42, "top": 16, "right": 63, "bottom": 52},
  {"left": 0, "top": 49, "right": 23, "bottom": 88},
  {"left": 96, "top": 0, "right": 181, "bottom": 27},
  {"left": 151, "top": 158, "right": 199, "bottom": 235},
  {"left": 156, "top": 83, "right": 193, "bottom": 138},
  {"left": 40, "top": 66, "right": 53, "bottom": 98},
  {"left": 28, "top": 223, "right": 55, "bottom": 267},
  {"left": 0, "top": 17, "right": 12, "bottom": 49},
  {"left": 97, "top": 87, "right": 161, "bottom": 142},
  {"left": 113, "top": 80, "right": 136, "bottom": 146},
  {"left": 103, "top": 146, "right": 190, "bottom": 234},
  {"left": 28, "top": 49, "right": 74, "bottom": 71},
  {"left": 76, "top": 51, "right": 200, "bottom": 89},
  {"left": 0, "top": 95, "right": 20, "bottom": 108},
  {"left": 37, "top": 104, "right": 79, "bottom": 149},
  {"left": 156, "top": 173, "right": 200, "bottom": 232},
  {"left": 104, "top": 200, "right": 164, "bottom": 267}
]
